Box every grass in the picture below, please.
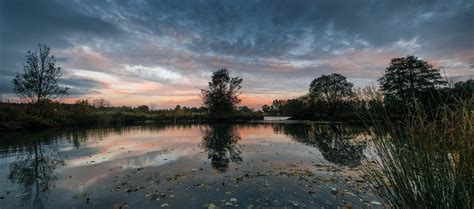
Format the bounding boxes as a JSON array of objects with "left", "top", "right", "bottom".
[{"left": 362, "top": 98, "right": 473, "bottom": 208}]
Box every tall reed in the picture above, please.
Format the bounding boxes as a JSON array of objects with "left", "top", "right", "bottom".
[{"left": 363, "top": 98, "right": 473, "bottom": 208}]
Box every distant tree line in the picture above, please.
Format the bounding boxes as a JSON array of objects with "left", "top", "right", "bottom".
[{"left": 262, "top": 55, "right": 473, "bottom": 120}]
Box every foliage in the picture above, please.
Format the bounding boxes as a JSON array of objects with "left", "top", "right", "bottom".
[
  {"left": 201, "top": 69, "right": 242, "bottom": 117},
  {"left": 135, "top": 105, "right": 149, "bottom": 112},
  {"left": 262, "top": 90, "right": 381, "bottom": 121},
  {"left": 12, "top": 44, "right": 69, "bottom": 104},
  {"left": 379, "top": 55, "right": 446, "bottom": 110},
  {"left": 309, "top": 73, "right": 354, "bottom": 110},
  {"left": 262, "top": 98, "right": 307, "bottom": 117},
  {"left": 452, "top": 79, "right": 474, "bottom": 100}
]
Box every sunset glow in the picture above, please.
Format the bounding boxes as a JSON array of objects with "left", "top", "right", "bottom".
[{"left": 1, "top": 0, "right": 473, "bottom": 108}]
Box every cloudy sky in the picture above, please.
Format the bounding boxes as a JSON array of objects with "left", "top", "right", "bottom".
[{"left": 1, "top": 0, "right": 473, "bottom": 108}]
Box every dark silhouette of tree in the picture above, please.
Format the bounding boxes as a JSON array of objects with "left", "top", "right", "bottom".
[
  {"left": 174, "top": 105, "right": 182, "bottom": 112},
  {"left": 309, "top": 73, "right": 354, "bottom": 113},
  {"left": 261, "top": 104, "right": 272, "bottom": 114},
  {"left": 238, "top": 106, "right": 253, "bottom": 113},
  {"left": 200, "top": 124, "right": 242, "bottom": 172},
  {"left": 12, "top": 44, "right": 69, "bottom": 104},
  {"left": 379, "top": 55, "right": 446, "bottom": 109},
  {"left": 135, "top": 105, "right": 149, "bottom": 112},
  {"left": 201, "top": 69, "right": 242, "bottom": 117},
  {"left": 452, "top": 79, "right": 474, "bottom": 101},
  {"left": 92, "top": 98, "right": 111, "bottom": 108}
]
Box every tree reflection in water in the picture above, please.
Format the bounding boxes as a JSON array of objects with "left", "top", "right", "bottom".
[
  {"left": 5, "top": 136, "right": 65, "bottom": 209},
  {"left": 274, "top": 124, "right": 369, "bottom": 167},
  {"left": 201, "top": 124, "right": 242, "bottom": 172}
]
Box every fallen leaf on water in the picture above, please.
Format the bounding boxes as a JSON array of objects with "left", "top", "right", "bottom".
[
  {"left": 205, "top": 203, "right": 219, "bottom": 209},
  {"left": 370, "top": 201, "right": 382, "bottom": 205},
  {"left": 341, "top": 203, "right": 352, "bottom": 209},
  {"left": 16, "top": 193, "right": 29, "bottom": 198}
]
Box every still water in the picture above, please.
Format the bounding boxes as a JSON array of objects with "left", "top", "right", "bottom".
[{"left": 0, "top": 123, "right": 383, "bottom": 209}]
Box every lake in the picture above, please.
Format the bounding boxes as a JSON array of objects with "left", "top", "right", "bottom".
[{"left": 0, "top": 123, "right": 384, "bottom": 209}]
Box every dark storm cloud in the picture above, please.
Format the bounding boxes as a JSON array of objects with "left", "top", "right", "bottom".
[
  {"left": 60, "top": 77, "right": 104, "bottom": 89},
  {"left": 60, "top": 77, "right": 105, "bottom": 96},
  {"left": 0, "top": 0, "right": 123, "bottom": 75},
  {"left": 82, "top": 0, "right": 471, "bottom": 59}
]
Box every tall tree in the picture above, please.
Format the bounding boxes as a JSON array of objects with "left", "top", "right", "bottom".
[
  {"left": 309, "top": 73, "right": 354, "bottom": 109},
  {"left": 12, "top": 44, "right": 69, "bottom": 104},
  {"left": 378, "top": 55, "right": 446, "bottom": 107},
  {"left": 201, "top": 69, "right": 242, "bottom": 117}
]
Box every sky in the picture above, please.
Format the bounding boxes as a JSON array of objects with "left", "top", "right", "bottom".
[{"left": 1, "top": 0, "right": 473, "bottom": 108}]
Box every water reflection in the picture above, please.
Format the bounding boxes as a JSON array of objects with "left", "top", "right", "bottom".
[
  {"left": 201, "top": 124, "right": 242, "bottom": 172},
  {"left": 0, "top": 123, "right": 375, "bottom": 208},
  {"left": 3, "top": 133, "right": 65, "bottom": 209},
  {"left": 273, "top": 124, "right": 369, "bottom": 167}
]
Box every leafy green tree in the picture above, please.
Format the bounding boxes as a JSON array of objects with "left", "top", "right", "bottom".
[
  {"left": 12, "top": 44, "right": 69, "bottom": 104},
  {"left": 201, "top": 69, "right": 242, "bottom": 117},
  {"left": 309, "top": 73, "right": 354, "bottom": 111},
  {"left": 378, "top": 55, "right": 446, "bottom": 108}
]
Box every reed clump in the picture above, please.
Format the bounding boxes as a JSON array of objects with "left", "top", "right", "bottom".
[{"left": 363, "top": 98, "right": 473, "bottom": 209}]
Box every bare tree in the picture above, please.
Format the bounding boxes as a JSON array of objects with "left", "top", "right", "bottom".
[
  {"left": 92, "top": 98, "right": 111, "bottom": 108},
  {"left": 12, "top": 44, "right": 69, "bottom": 104},
  {"left": 149, "top": 102, "right": 158, "bottom": 111}
]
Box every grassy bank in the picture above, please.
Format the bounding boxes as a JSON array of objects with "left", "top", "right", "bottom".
[{"left": 0, "top": 102, "right": 263, "bottom": 131}]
